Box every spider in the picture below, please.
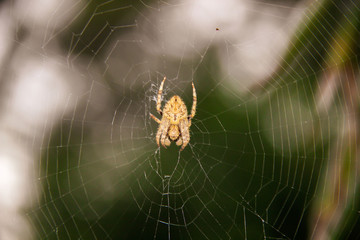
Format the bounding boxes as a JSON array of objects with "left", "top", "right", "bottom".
[{"left": 150, "top": 76, "right": 196, "bottom": 151}]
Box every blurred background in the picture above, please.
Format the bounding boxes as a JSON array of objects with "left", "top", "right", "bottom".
[{"left": 0, "top": 0, "right": 359, "bottom": 239}]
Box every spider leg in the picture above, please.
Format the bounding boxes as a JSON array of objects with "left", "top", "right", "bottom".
[
  {"left": 155, "top": 127, "right": 161, "bottom": 147},
  {"left": 176, "top": 137, "right": 182, "bottom": 146},
  {"left": 150, "top": 113, "right": 161, "bottom": 124},
  {"left": 165, "top": 137, "right": 171, "bottom": 147},
  {"left": 156, "top": 76, "right": 166, "bottom": 116},
  {"left": 159, "top": 119, "right": 170, "bottom": 148},
  {"left": 189, "top": 82, "right": 197, "bottom": 119},
  {"left": 155, "top": 118, "right": 168, "bottom": 147},
  {"left": 160, "top": 134, "right": 168, "bottom": 148},
  {"left": 160, "top": 128, "right": 170, "bottom": 148},
  {"left": 179, "top": 119, "right": 190, "bottom": 151}
]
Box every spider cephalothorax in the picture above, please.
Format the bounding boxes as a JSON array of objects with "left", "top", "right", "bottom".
[{"left": 150, "top": 77, "right": 196, "bottom": 151}]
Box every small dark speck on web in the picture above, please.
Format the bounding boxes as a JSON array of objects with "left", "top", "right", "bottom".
[{"left": 216, "top": 28, "right": 219, "bottom": 31}]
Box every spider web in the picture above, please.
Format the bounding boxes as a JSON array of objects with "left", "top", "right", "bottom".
[{"left": 2, "top": 0, "right": 360, "bottom": 239}]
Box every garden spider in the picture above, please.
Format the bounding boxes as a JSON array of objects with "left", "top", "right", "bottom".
[{"left": 150, "top": 77, "right": 196, "bottom": 151}]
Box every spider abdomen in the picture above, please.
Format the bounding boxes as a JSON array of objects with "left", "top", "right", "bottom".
[{"left": 164, "top": 95, "right": 188, "bottom": 124}]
